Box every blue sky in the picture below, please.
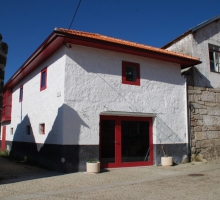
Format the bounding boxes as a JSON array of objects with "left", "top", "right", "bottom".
[{"left": 1, "top": 0, "right": 220, "bottom": 83}]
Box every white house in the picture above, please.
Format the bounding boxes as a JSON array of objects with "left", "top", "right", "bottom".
[
  {"left": 162, "top": 15, "right": 220, "bottom": 161},
  {"left": 1, "top": 28, "right": 200, "bottom": 172}
]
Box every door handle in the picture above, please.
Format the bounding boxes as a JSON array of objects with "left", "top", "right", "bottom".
[{"left": 114, "top": 141, "right": 119, "bottom": 145}]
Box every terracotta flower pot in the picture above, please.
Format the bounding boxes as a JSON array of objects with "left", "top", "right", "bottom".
[
  {"left": 86, "top": 162, "right": 100, "bottom": 174},
  {"left": 161, "top": 157, "right": 173, "bottom": 166}
]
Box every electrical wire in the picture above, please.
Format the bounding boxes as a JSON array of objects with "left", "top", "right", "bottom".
[
  {"left": 68, "top": 0, "right": 82, "bottom": 30},
  {"left": 63, "top": 0, "right": 82, "bottom": 47}
]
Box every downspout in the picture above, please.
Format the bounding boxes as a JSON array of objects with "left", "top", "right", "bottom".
[
  {"left": 184, "top": 75, "right": 191, "bottom": 162},
  {"left": 185, "top": 76, "right": 192, "bottom": 162}
]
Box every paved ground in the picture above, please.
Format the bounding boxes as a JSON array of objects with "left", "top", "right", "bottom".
[{"left": 1, "top": 157, "right": 220, "bottom": 200}]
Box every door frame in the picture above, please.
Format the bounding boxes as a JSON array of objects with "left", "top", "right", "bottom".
[
  {"left": 1, "top": 126, "right": 6, "bottom": 151},
  {"left": 100, "top": 115, "right": 153, "bottom": 168}
]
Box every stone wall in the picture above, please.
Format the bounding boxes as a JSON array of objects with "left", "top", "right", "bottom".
[
  {"left": 188, "top": 86, "right": 220, "bottom": 160},
  {"left": 0, "top": 34, "right": 8, "bottom": 120}
]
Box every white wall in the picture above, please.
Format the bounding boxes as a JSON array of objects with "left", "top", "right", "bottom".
[
  {"left": 64, "top": 44, "right": 187, "bottom": 145},
  {"left": 4, "top": 47, "right": 66, "bottom": 146},
  {"left": 166, "top": 21, "right": 220, "bottom": 88}
]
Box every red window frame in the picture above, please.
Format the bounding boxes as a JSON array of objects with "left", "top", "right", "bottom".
[
  {"left": 122, "top": 61, "right": 140, "bottom": 86},
  {"left": 19, "top": 85, "right": 23, "bottom": 102},
  {"left": 40, "top": 67, "right": 47, "bottom": 91},
  {"left": 2, "top": 89, "right": 12, "bottom": 122}
]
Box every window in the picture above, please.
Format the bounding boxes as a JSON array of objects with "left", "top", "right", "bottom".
[
  {"left": 39, "top": 123, "right": 45, "bottom": 134},
  {"left": 40, "top": 67, "right": 47, "bottom": 91},
  {"left": 2, "top": 89, "right": 12, "bottom": 122},
  {"left": 122, "top": 61, "right": 140, "bottom": 85},
  {"left": 10, "top": 128, "right": 13, "bottom": 135},
  {"left": 26, "top": 125, "right": 31, "bottom": 135},
  {"left": 209, "top": 44, "right": 220, "bottom": 73},
  {"left": 19, "top": 85, "right": 23, "bottom": 102}
]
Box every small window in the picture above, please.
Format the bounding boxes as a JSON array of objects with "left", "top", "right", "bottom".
[
  {"left": 10, "top": 128, "right": 13, "bottom": 135},
  {"left": 122, "top": 61, "right": 140, "bottom": 85},
  {"left": 19, "top": 85, "right": 23, "bottom": 102},
  {"left": 40, "top": 68, "right": 47, "bottom": 91},
  {"left": 209, "top": 44, "right": 220, "bottom": 73},
  {"left": 26, "top": 125, "right": 31, "bottom": 135},
  {"left": 39, "top": 123, "right": 45, "bottom": 134}
]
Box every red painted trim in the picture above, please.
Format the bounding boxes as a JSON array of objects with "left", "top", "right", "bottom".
[
  {"left": 19, "top": 85, "right": 23, "bottom": 102},
  {"left": 3, "top": 30, "right": 201, "bottom": 92},
  {"left": 100, "top": 115, "right": 153, "bottom": 168},
  {"left": 2, "top": 89, "right": 12, "bottom": 123},
  {"left": 1, "top": 126, "right": 6, "bottom": 151},
  {"left": 122, "top": 61, "right": 140, "bottom": 86},
  {"left": 40, "top": 67, "right": 47, "bottom": 91}
]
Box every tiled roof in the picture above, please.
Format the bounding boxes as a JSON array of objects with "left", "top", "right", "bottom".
[{"left": 59, "top": 28, "right": 200, "bottom": 62}]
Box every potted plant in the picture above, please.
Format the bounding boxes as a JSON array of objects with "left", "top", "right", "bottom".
[
  {"left": 86, "top": 159, "right": 100, "bottom": 174},
  {"left": 161, "top": 145, "right": 173, "bottom": 166}
]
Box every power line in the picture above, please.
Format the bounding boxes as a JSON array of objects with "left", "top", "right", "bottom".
[{"left": 68, "top": 0, "right": 82, "bottom": 30}]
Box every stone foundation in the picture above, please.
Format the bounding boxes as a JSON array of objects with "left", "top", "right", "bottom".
[{"left": 188, "top": 86, "right": 220, "bottom": 160}]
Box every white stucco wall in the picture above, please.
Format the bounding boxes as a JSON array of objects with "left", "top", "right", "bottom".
[
  {"left": 166, "top": 21, "right": 220, "bottom": 88},
  {"left": 63, "top": 44, "right": 187, "bottom": 145},
  {"left": 3, "top": 47, "right": 66, "bottom": 146}
]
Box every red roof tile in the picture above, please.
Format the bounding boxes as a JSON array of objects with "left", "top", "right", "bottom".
[{"left": 59, "top": 28, "right": 200, "bottom": 62}]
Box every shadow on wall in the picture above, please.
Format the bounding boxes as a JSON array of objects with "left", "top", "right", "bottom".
[
  {"left": 10, "top": 104, "right": 92, "bottom": 173},
  {"left": 194, "top": 22, "right": 220, "bottom": 45},
  {"left": 67, "top": 47, "right": 184, "bottom": 86},
  {"left": 154, "top": 116, "right": 187, "bottom": 165},
  {"left": 182, "top": 67, "right": 212, "bottom": 88}
]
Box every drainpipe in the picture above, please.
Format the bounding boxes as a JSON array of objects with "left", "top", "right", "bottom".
[{"left": 184, "top": 75, "right": 190, "bottom": 162}]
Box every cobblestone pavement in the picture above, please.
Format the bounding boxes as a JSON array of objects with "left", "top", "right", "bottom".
[{"left": 1, "top": 157, "right": 220, "bottom": 200}]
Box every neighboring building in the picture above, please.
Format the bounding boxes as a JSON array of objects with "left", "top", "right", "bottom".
[
  {"left": 0, "top": 34, "right": 8, "bottom": 151},
  {"left": 163, "top": 15, "right": 220, "bottom": 161},
  {"left": 1, "top": 28, "right": 200, "bottom": 172}
]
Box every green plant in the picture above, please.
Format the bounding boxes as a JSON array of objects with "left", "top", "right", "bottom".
[
  {"left": 88, "top": 158, "right": 99, "bottom": 163},
  {"left": 0, "top": 150, "right": 9, "bottom": 157}
]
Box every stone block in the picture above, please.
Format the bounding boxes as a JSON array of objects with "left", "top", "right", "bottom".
[
  {"left": 207, "top": 106, "right": 220, "bottom": 115},
  {"left": 203, "top": 115, "right": 220, "bottom": 126},
  {"left": 191, "top": 120, "right": 196, "bottom": 127},
  {"left": 188, "top": 90, "right": 202, "bottom": 94},
  {"left": 205, "top": 102, "right": 218, "bottom": 107},
  {"left": 196, "top": 141, "right": 201, "bottom": 148},
  {"left": 194, "top": 126, "right": 202, "bottom": 132},
  {"left": 198, "top": 108, "right": 207, "bottom": 115},
  {"left": 191, "top": 147, "right": 196, "bottom": 154},
  {"left": 215, "top": 139, "right": 220, "bottom": 146},
  {"left": 208, "top": 88, "right": 220, "bottom": 93},
  {"left": 202, "top": 125, "right": 208, "bottom": 131},
  {"left": 194, "top": 86, "right": 206, "bottom": 91},
  {"left": 207, "top": 131, "right": 219, "bottom": 139},
  {"left": 193, "top": 115, "right": 203, "bottom": 120},
  {"left": 195, "top": 132, "right": 207, "bottom": 140},
  {"left": 201, "top": 140, "right": 211, "bottom": 148},
  {"left": 193, "top": 94, "right": 201, "bottom": 102},
  {"left": 217, "top": 93, "right": 220, "bottom": 103},
  {"left": 192, "top": 103, "right": 206, "bottom": 109},
  {"left": 196, "top": 120, "right": 204, "bottom": 126},
  {"left": 206, "top": 125, "right": 220, "bottom": 131},
  {"left": 191, "top": 140, "right": 196, "bottom": 147},
  {"left": 201, "top": 91, "right": 216, "bottom": 102}
]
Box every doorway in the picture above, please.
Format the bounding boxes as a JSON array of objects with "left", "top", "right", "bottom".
[
  {"left": 1, "top": 126, "right": 6, "bottom": 151},
  {"left": 100, "top": 115, "right": 153, "bottom": 168}
]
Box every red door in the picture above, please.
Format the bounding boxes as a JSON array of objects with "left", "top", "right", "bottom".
[
  {"left": 1, "top": 126, "right": 6, "bottom": 151},
  {"left": 100, "top": 116, "right": 153, "bottom": 168}
]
